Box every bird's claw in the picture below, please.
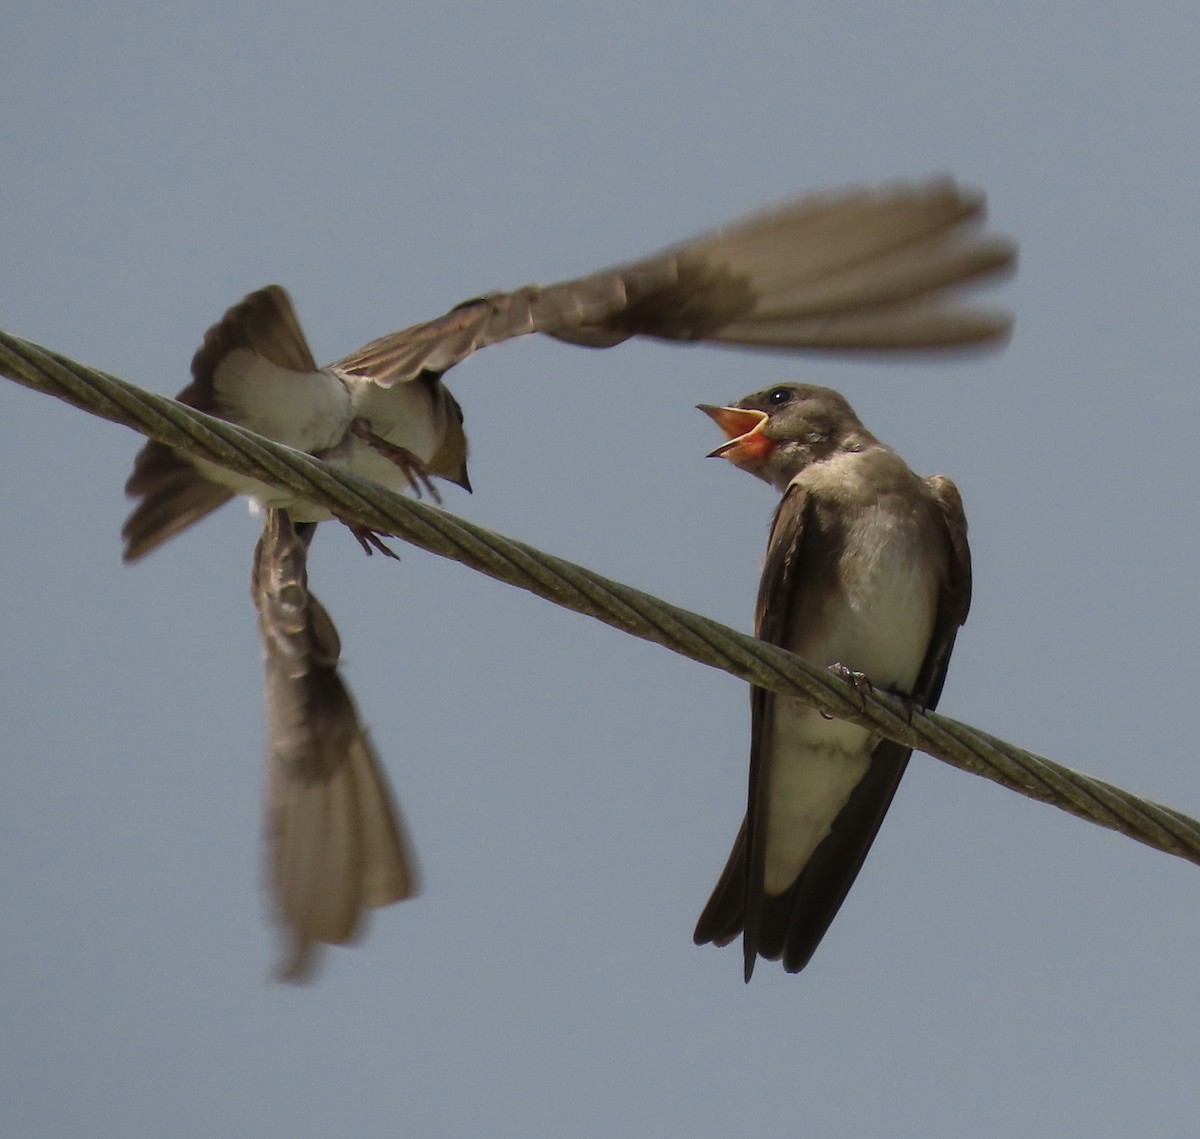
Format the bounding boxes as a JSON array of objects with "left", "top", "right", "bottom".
[
  {"left": 823, "top": 662, "right": 873, "bottom": 718},
  {"left": 885, "top": 684, "right": 926, "bottom": 725},
  {"left": 349, "top": 422, "right": 443, "bottom": 504},
  {"left": 339, "top": 519, "right": 401, "bottom": 559}
]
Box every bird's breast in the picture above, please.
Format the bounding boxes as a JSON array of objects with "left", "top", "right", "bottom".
[
  {"left": 213, "top": 351, "right": 354, "bottom": 452},
  {"left": 337, "top": 376, "right": 442, "bottom": 490},
  {"left": 793, "top": 491, "right": 942, "bottom": 693},
  {"left": 761, "top": 469, "right": 945, "bottom": 894},
  {"left": 188, "top": 353, "right": 355, "bottom": 518}
]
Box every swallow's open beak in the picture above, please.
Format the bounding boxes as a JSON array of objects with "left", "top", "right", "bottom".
[{"left": 697, "top": 404, "right": 775, "bottom": 465}]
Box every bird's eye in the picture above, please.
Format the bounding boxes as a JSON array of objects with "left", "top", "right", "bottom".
[{"left": 766, "top": 386, "right": 793, "bottom": 406}]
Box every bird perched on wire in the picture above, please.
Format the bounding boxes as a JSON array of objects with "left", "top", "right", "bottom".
[
  {"left": 120, "top": 174, "right": 1009, "bottom": 978},
  {"left": 694, "top": 382, "right": 971, "bottom": 980}
]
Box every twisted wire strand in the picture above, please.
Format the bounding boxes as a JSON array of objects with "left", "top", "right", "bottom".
[{"left": 2, "top": 326, "right": 1197, "bottom": 868}]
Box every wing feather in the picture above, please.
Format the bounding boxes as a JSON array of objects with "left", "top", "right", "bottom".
[{"left": 334, "top": 177, "right": 1015, "bottom": 386}]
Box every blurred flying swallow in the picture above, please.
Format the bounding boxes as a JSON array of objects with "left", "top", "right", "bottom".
[
  {"left": 122, "top": 175, "right": 1012, "bottom": 560},
  {"left": 121, "top": 289, "right": 440, "bottom": 978},
  {"left": 693, "top": 383, "right": 971, "bottom": 980}
]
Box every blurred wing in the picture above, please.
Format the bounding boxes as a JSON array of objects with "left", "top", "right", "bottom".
[
  {"left": 120, "top": 446, "right": 234, "bottom": 563},
  {"left": 334, "top": 176, "right": 1015, "bottom": 386},
  {"left": 191, "top": 285, "right": 319, "bottom": 380},
  {"left": 122, "top": 286, "right": 322, "bottom": 561},
  {"left": 252, "top": 511, "right": 417, "bottom": 981}
]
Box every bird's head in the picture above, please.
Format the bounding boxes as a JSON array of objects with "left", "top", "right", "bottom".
[{"left": 698, "top": 382, "right": 871, "bottom": 492}]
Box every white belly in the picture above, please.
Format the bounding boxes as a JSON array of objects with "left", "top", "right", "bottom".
[
  {"left": 799, "top": 516, "right": 939, "bottom": 689},
  {"left": 337, "top": 376, "right": 441, "bottom": 491},
  {"left": 212, "top": 350, "right": 353, "bottom": 451},
  {"left": 763, "top": 492, "right": 942, "bottom": 894},
  {"left": 764, "top": 704, "right": 873, "bottom": 893},
  {"left": 192, "top": 365, "right": 438, "bottom": 521}
]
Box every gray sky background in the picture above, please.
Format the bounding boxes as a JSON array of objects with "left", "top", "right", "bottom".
[{"left": 3, "top": 3, "right": 1199, "bottom": 1136}]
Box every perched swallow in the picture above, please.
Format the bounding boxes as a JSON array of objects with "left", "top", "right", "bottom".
[
  {"left": 252, "top": 508, "right": 418, "bottom": 980},
  {"left": 123, "top": 175, "right": 1012, "bottom": 560},
  {"left": 693, "top": 383, "right": 971, "bottom": 980}
]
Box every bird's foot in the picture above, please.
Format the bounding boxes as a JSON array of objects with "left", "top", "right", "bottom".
[
  {"left": 823, "top": 662, "right": 873, "bottom": 718},
  {"left": 349, "top": 422, "right": 442, "bottom": 504},
  {"left": 338, "top": 519, "right": 401, "bottom": 559},
  {"left": 885, "top": 684, "right": 925, "bottom": 725}
]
